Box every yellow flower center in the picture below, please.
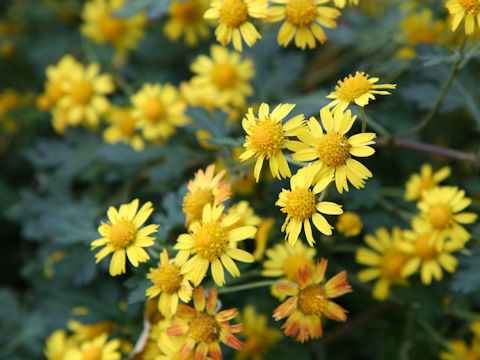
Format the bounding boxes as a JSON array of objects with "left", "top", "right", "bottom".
[
  {"left": 144, "top": 99, "right": 166, "bottom": 121},
  {"left": 100, "top": 14, "right": 127, "bottom": 41},
  {"left": 183, "top": 189, "right": 215, "bottom": 225},
  {"left": 118, "top": 112, "right": 136, "bottom": 136},
  {"left": 210, "top": 62, "right": 238, "bottom": 89},
  {"left": 218, "top": 0, "right": 248, "bottom": 28},
  {"left": 283, "top": 255, "right": 314, "bottom": 281},
  {"left": 110, "top": 223, "right": 134, "bottom": 248},
  {"left": 429, "top": 205, "right": 452, "bottom": 229},
  {"left": 285, "top": 0, "right": 318, "bottom": 27},
  {"left": 151, "top": 263, "right": 183, "bottom": 293},
  {"left": 46, "top": 81, "right": 64, "bottom": 103},
  {"left": 189, "top": 313, "right": 220, "bottom": 343},
  {"left": 171, "top": 1, "right": 202, "bottom": 23},
  {"left": 82, "top": 346, "right": 102, "bottom": 360},
  {"left": 317, "top": 133, "right": 351, "bottom": 167},
  {"left": 335, "top": 73, "right": 373, "bottom": 103},
  {"left": 285, "top": 188, "right": 317, "bottom": 221},
  {"left": 70, "top": 81, "right": 94, "bottom": 105},
  {"left": 298, "top": 284, "right": 327, "bottom": 315},
  {"left": 459, "top": 0, "right": 480, "bottom": 13},
  {"left": 192, "top": 221, "right": 229, "bottom": 259},
  {"left": 380, "top": 250, "right": 407, "bottom": 281},
  {"left": 249, "top": 117, "right": 284, "bottom": 158},
  {"left": 414, "top": 234, "right": 438, "bottom": 260}
]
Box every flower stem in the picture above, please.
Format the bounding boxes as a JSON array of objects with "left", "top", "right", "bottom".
[
  {"left": 360, "top": 107, "right": 367, "bottom": 133},
  {"left": 217, "top": 280, "right": 295, "bottom": 294},
  {"left": 285, "top": 155, "right": 309, "bottom": 167}
]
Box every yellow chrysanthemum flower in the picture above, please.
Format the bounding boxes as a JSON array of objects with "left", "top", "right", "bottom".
[
  {"left": 44, "top": 330, "right": 75, "bottom": 360},
  {"left": 265, "top": 0, "right": 341, "bottom": 50},
  {"left": 276, "top": 164, "right": 343, "bottom": 246},
  {"left": 398, "top": 9, "right": 445, "bottom": 49},
  {"left": 81, "top": 0, "right": 147, "bottom": 54},
  {"left": 44, "top": 55, "right": 83, "bottom": 108},
  {"left": 235, "top": 306, "right": 282, "bottom": 360},
  {"left": 417, "top": 186, "right": 477, "bottom": 246},
  {"left": 50, "top": 107, "right": 71, "bottom": 134},
  {"left": 404, "top": 163, "right": 451, "bottom": 201},
  {"left": 336, "top": 211, "right": 363, "bottom": 236},
  {"left": 291, "top": 108, "right": 376, "bottom": 194},
  {"left": 240, "top": 103, "right": 306, "bottom": 182},
  {"left": 204, "top": 0, "right": 267, "bottom": 51},
  {"left": 325, "top": 71, "right": 396, "bottom": 114},
  {"left": 164, "top": 0, "right": 211, "bottom": 46},
  {"left": 333, "top": 0, "right": 358, "bottom": 8},
  {"left": 64, "top": 333, "right": 121, "bottom": 360},
  {"left": 146, "top": 249, "right": 193, "bottom": 317},
  {"left": 175, "top": 203, "right": 256, "bottom": 286},
  {"left": 440, "top": 329, "right": 480, "bottom": 360},
  {"left": 356, "top": 227, "right": 409, "bottom": 300},
  {"left": 226, "top": 201, "right": 261, "bottom": 230},
  {"left": 91, "top": 199, "right": 159, "bottom": 276},
  {"left": 67, "top": 320, "right": 116, "bottom": 343},
  {"left": 190, "top": 45, "right": 254, "bottom": 108},
  {"left": 131, "top": 83, "right": 189, "bottom": 142},
  {"left": 103, "top": 107, "right": 144, "bottom": 151},
  {"left": 446, "top": 0, "right": 480, "bottom": 35},
  {"left": 253, "top": 217, "right": 275, "bottom": 260}
]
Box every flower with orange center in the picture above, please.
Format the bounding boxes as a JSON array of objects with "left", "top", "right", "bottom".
[
  {"left": 165, "top": 0, "right": 211, "bottom": 46},
  {"left": 273, "top": 259, "right": 352, "bottom": 342},
  {"left": 336, "top": 211, "right": 363, "bottom": 236},
  {"left": 291, "top": 107, "right": 376, "bottom": 194},
  {"left": 175, "top": 203, "right": 256, "bottom": 286},
  {"left": 265, "top": 0, "right": 341, "bottom": 49},
  {"left": 240, "top": 102, "right": 306, "bottom": 182},
  {"left": 44, "top": 55, "right": 83, "bottom": 108},
  {"left": 64, "top": 333, "right": 121, "bottom": 360},
  {"left": 167, "top": 287, "right": 244, "bottom": 360},
  {"left": 182, "top": 164, "right": 231, "bottom": 227},
  {"left": 91, "top": 199, "right": 159, "bottom": 276},
  {"left": 204, "top": 0, "right": 267, "bottom": 51},
  {"left": 103, "top": 106, "right": 144, "bottom": 151},
  {"left": 276, "top": 164, "right": 343, "bottom": 246},
  {"left": 405, "top": 164, "right": 451, "bottom": 201},
  {"left": 356, "top": 227, "right": 409, "bottom": 300},
  {"left": 325, "top": 71, "right": 396, "bottom": 114},
  {"left": 446, "top": 0, "right": 480, "bottom": 34}
]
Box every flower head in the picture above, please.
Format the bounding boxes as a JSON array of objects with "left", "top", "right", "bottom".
[
  {"left": 102, "top": 106, "right": 144, "bottom": 151},
  {"left": 225, "top": 201, "right": 261, "bottom": 230},
  {"left": 64, "top": 333, "right": 121, "bottom": 360},
  {"left": 333, "top": 0, "right": 358, "bottom": 8},
  {"left": 446, "top": 0, "right": 480, "bottom": 35},
  {"left": 273, "top": 259, "right": 352, "bottom": 342},
  {"left": 440, "top": 323, "right": 480, "bottom": 360},
  {"left": 91, "top": 199, "right": 159, "bottom": 276},
  {"left": 336, "top": 211, "right": 363, "bottom": 236},
  {"left": 404, "top": 164, "right": 451, "bottom": 201},
  {"left": 44, "top": 330, "right": 75, "bottom": 360},
  {"left": 44, "top": 55, "right": 83, "bottom": 108}
]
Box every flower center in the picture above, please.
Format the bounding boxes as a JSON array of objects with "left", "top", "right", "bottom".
[
  {"left": 380, "top": 250, "right": 407, "bottom": 281},
  {"left": 317, "top": 133, "right": 351, "bottom": 167},
  {"left": 414, "top": 234, "right": 438, "bottom": 260},
  {"left": 151, "top": 263, "right": 183, "bottom": 293},
  {"left": 298, "top": 284, "right": 327, "bottom": 315},
  {"left": 171, "top": 1, "right": 202, "bottom": 23},
  {"left": 46, "top": 81, "right": 64, "bottom": 103},
  {"left": 189, "top": 313, "right": 220, "bottom": 343},
  {"left": 283, "top": 255, "right": 314, "bottom": 281},
  {"left": 210, "top": 62, "right": 238, "bottom": 89},
  {"left": 218, "top": 0, "right": 249, "bottom": 28},
  {"left": 429, "top": 205, "right": 452, "bottom": 229},
  {"left": 82, "top": 346, "right": 102, "bottom": 360},
  {"left": 285, "top": 188, "right": 317, "bottom": 221},
  {"left": 118, "top": 112, "right": 136, "bottom": 136},
  {"left": 99, "top": 14, "right": 127, "bottom": 41},
  {"left": 183, "top": 189, "right": 215, "bottom": 226},
  {"left": 70, "top": 81, "right": 94, "bottom": 105},
  {"left": 336, "top": 73, "right": 373, "bottom": 102},
  {"left": 110, "top": 223, "right": 134, "bottom": 248},
  {"left": 459, "top": 0, "right": 480, "bottom": 13},
  {"left": 249, "top": 117, "right": 285, "bottom": 158},
  {"left": 144, "top": 99, "right": 166, "bottom": 122},
  {"left": 192, "top": 221, "right": 229, "bottom": 259},
  {"left": 285, "top": 0, "right": 318, "bottom": 27},
  {"left": 337, "top": 212, "right": 362, "bottom": 234}
]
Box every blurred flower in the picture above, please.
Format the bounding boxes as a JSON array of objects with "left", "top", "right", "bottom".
[
  {"left": 103, "top": 107, "right": 144, "bottom": 151},
  {"left": 226, "top": 201, "right": 262, "bottom": 230},
  {"left": 440, "top": 323, "right": 480, "bottom": 360},
  {"left": 0, "top": 89, "right": 21, "bottom": 116},
  {"left": 43, "top": 251, "right": 68, "bottom": 278},
  {"left": 333, "top": 0, "right": 358, "bottom": 8},
  {"left": 64, "top": 333, "right": 121, "bottom": 360},
  {"left": 165, "top": 0, "right": 211, "bottom": 46},
  {"left": 336, "top": 211, "right": 363, "bottom": 236},
  {"left": 44, "top": 330, "right": 75, "bottom": 360},
  {"left": 404, "top": 163, "right": 451, "bottom": 201},
  {"left": 44, "top": 55, "right": 83, "bottom": 109},
  {"left": 446, "top": 0, "right": 480, "bottom": 35},
  {"left": 68, "top": 320, "right": 116, "bottom": 342},
  {"left": 253, "top": 217, "right": 275, "bottom": 260}
]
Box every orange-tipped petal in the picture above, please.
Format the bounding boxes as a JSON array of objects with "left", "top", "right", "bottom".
[
  {"left": 296, "top": 265, "right": 313, "bottom": 289},
  {"left": 216, "top": 308, "right": 238, "bottom": 321},
  {"left": 226, "top": 323, "right": 243, "bottom": 333},
  {"left": 221, "top": 333, "right": 244, "bottom": 350},
  {"left": 273, "top": 297, "right": 298, "bottom": 320},
  {"left": 208, "top": 341, "right": 222, "bottom": 360},
  {"left": 195, "top": 343, "right": 209, "bottom": 360},
  {"left": 194, "top": 286, "right": 206, "bottom": 312},
  {"left": 273, "top": 283, "right": 299, "bottom": 296},
  {"left": 313, "top": 258, "right": 328, "bottom": 283},
  {"left": 206, "top": 288, "right": 218, "bottom": 314},
  {"left": 282, "top": 316, "right": 300, "bottom": 338},
  {"left": 325, "top": 271, "right": 352, "bottom": 298},
  {"left": 179, "top": 338, "right": 196, "bottom": 360},
  {"left": 324, "top": 301, "right": 348, "bottom": 322},
  {"left": 167, "top": 323, "right": 187, "bottom": 336}
]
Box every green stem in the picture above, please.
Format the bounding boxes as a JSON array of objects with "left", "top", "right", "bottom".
[
  {"left": 217, "top": 280, "right": 295, "bottom": 294},
  {"left": 360, "top": 107, "right": 367, "bottom": 133},
  {"left": 285, "top": 155, "right": 310, "bottom": 167},
  {"left": 365, "top": 114, "right": 391, "bottom": 138}
]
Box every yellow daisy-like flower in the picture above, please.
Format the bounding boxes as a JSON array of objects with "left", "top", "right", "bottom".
[
  {"left": 235, "top": 306, "right": 282, "bottom": 360},
  {"left": 175, "top": 203, "right": 256, "bottom": 286},
  {"left": 440, "top": 335, "right": 480, "bottom": 360},
  {"left": 276, "top": 164, "right": 343, "bottom": 246},
  {"left": 64, "top": 333, "right": 121, "bottom": 360},
  {"left": 91, "top": 199, "right": 159, "bottom": 276},
  {"left": 44, "top": 55, "right": 83, "bottom": 108},
  {"left": 356, "top": 227, "right": 409, "bottom": 300},
  {"left": 446, "top": 0, "right": 480, "bottom": 35},
  {"left": 102, "top": 106, "right": 144, "bottom": 151},
  {"left": 165, "top": 0, "right": 211, "bottom": 46},
  {"left": 399, "top": 9, "right": 445, "bottom": 48},
  {"left": 146, "top": 249, "right": 193, "bottom": 317},
  {"left": 190, "top": 45, "right": 254, "bottom": 108},
  {"left": 44, "top": 330, "right": 75, "bottom": 360},
  {"left": 57, "top": 61, "right": 115, "bottom": 128},
  {"left": 404, "top": 163, "right": 451, "bottom": 201},
  {"left": 265, "top": 0, "right": 341, "bottom": 50},
  {"left": 226, "top": 201, "right": 261, "bottom": 230},
  {"left": 333, "top": 0, "right": 358, "bottom": 8},
  {"left": 67, "top": 320, "right": 116, "bottom": 343},
  {"left": 336, "top": 211, "right": 363, "bottom": 236},
  {"left": 131, "top": 83, "right": 189, "bottom": 142},
  {"left": 239, "top": 103, "right": 306, "bottom": 182},
  {"left": 291, "top": 108, "right": 376, "bottom": 194},
  {"left": 399, "top": 218, "right": 461, "bottom": 285},
  {"left": 204, "top": 0, "right": 267, "bottom": 51},
  {"left": 417, "top": 186, "right": 477, "bottom": 246},
  {"left": 81, "top": 0, "right": 147, "bottom": 54},
  {"left": 253, "top": 217, "right": 275, "bottom": 260},
  {"left": 325, "top": 71, "right": 396, "bottom": 114}
]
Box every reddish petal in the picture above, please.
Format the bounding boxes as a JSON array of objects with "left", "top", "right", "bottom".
[
  {"left": 313, "top": 258, "right": 328, "bottom": 284},
  {"left": 176, "top": 303, "right": 196, "bottom": 318},
  {"left": 195, "top": 343, "right": 208, "bottom": 360},
  {"left": 325, "top": 271, "right": 352, "bottom": 298},
  {"left": 297, "top": 319, "right": 311, "bottom": 343},
  {"left": 282, "top": 317, "right": 300, "bottom": 338},
  {"left": 273, "top": 284, "right": 299, "bottom": 296},
  {"left": 273, "top": 297, "right": 298, "bottom": 320},
  {"left": 225, "top": 323, "right": 243, "bottom": 333},
  {"left": 221, "top": 333, "right": 244, "bottom": 350},
  {"left": 167, "top": 323, "right": 187, "bottom": 336},
  {"left": 296, "top": 265, "right": 313, "bottom": 289},
  {"left": 208, "top": 342, "right": 223, "bottom": 360},
  {"left": 216, "top": 308, "right": 238, "bottom": 321},
  {"left": 179, "top": 338, "right": 196, "bottom": 360},
  {"left": 324, "top": 301, "right": 348, "bottom": 322},
  {"left": 194, "top": 286, "right": 206, "bottom": 312},
  {"left": 206, "top": 288, "right": 218, "bottom": 315}
]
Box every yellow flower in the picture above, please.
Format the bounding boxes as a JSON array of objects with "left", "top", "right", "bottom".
[
  {"left": 356, "top": 227, "right": 409, "bottom": 300},
  {"left": 440, "top": 336, "right": 480, "bottom": 360},
  {"left": 204, "top": 0, "right": 267, "bottom": 51},
  {"left": 325, "top": 71, "right": 396, "bottom": 114},
  {"left": 146, "top": 249, "right": 193, "bottom": 317},
  {"left": 235, "top": 306, "right": 282, "bottom": 360},
  {"left": 175, "top": 203, "right": 256, "bottom": 286},
  {"left": 265, "top": 0, "right": 341, "bottom": 50},
  {"left": 180, "top": 80, "right": 220, "bottom": 111},
  {"left": 44, "top": 330, "right": 75, "bottom": 360},
  {"left": 226, "top": 201, "right": 262, "bottom": 230},
  {"left": 44, "top": 55, "right": 83, "bottom": 108},
  {"left": 165, "top": 0, "right": 211, "bottom": 46},
  {"left": 336, "top": 211, "right": 363, "bottom": 236},
  {"left": 446, "top": 0, "right": 480, "bottom": 35},
  {"left": 43, "top": 251, "right": 68, "bottom": 278},
  {"left": 131, "top": 83, "right": 189, "bottom": 142},
  {"left": 51, "top": 107, "right": 71, "bottom": 134},
  {"left": 240, "top": 103, "right": 306, "bottom": 182},
  {"left": 399, "top": 9, "right": 445, "bottom": 48},
  {"left": 81, "top": 0, "right": 147, "bottom": 54},
  {"left": 404, "top": 163, "right": 451, "bottom": 201},
  {"left": 291, "top": 108, "right": 376, "bottom": 194},
  {"left": 333, "top": 0, "right": 358, "bottom": 8},
  {"left": 417, "top": 186, "right": 477, "bottom": 247},
  {"left": 67, "top": 320, "right": 116, "bottom": 343},
  {"left": 64, "top": 333, "right": 121, "bottom": 360},
  {"left": 91, "top": 199, "right": 159, "bottom": 276},
  {"left": 0, "top": 89, "right": 21, "bottom": 115},
  {"left": 253, "top": 217, "right": 275, "bottom": 260},
  {"left": 276, "top": 164, "right": 343, "bottom": 246},
  {"left": 102, "top": 106, "right": 144, "bottom": 151},
  {"left": 399, "top": 218, "right": 461, "bottom": 285},
  {"left": 190, "top": 45, "right": 254, "bottom": 108}
]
